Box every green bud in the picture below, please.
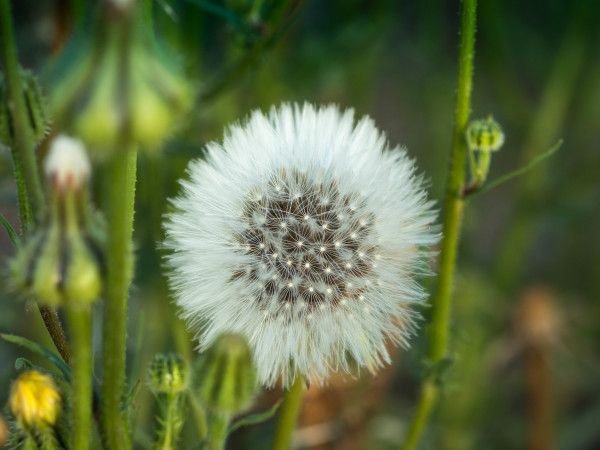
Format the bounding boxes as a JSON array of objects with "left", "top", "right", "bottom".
[
  {"left": 0, "top": 70, "right": 49, "bottom": 147},
  {"left": 47, "top": 4, "right": 193, "bottom": 157},
  {"left": 10, "top": 136, "right": 103, "bottom": 306},
  {"left": 196, "top": 334, "right": 257, "bottom": 414},
  {"left": 465, "top": 116, "right": 505, "bottom": 153},
  {"left": 147, "top": 353, "right": 189, "bottom": 395},
  {"left": 465, "top": 116, "right": 505, "bottom": 188}
]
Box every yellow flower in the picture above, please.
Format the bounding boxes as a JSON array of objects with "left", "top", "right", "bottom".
[{"left": 9, "top": 371, "right": 61, "bottom": 428}]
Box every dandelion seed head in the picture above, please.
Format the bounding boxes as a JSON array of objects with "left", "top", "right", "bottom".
[{"left": 164, "top": 103, "right": 438, "bottom": 387}]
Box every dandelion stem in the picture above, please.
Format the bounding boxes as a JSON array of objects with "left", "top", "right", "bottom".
[
  {"left": 155, "top": 393, "right": 183, "bottom": 450},
  {"left": 187, "top": 390, "right": 208, "bottom": 440},
  {"left": 400, "top": 0, "right": 477, "bottom": 448},
  {"left": 0, "top": 0, "right": 71, "bottom": 364},
  {"left": 0, "top": 0, "right": 44, "bottom": 224},
  {"left": 207, "top": 412, "right": 229, "bottom": 450},
  {"left": 101, "top": 146, "right": 138, "bottom": 450},
  {"left": 66, "top": 304, "right": 93, "bottom": 450},
  {"left": 272, "top": 377, "right": 304, "bottom": 450}
]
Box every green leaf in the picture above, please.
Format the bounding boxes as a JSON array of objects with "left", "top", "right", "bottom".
[
  {"left": 228, "top": 399, "right": 283, "bottom": 433},
  {"left": 1, "top": 333, "right": 71, "bottom": 380},
  {"left": 0, "top": 211, "right": 19, "bottom": 245},
  {"left": 474, "top": 139, "right": 563, "bottom": 196}
]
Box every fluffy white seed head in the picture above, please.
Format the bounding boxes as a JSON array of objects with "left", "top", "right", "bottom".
[
  {"left": 44, "top": 135, "right": 91, "bottom": 191},
  {"left": 164, "top": 103, "right": 439, "bottom": 387}
]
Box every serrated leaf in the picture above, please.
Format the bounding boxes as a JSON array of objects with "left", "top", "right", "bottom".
[
  {"left": 1, "top": 333, "right": 71, "bottom": 380},
  {"left": 228, "top": 399, "right": 283, "bottom": 433},
  {"left": 0, "top": 211, "right": 19, "bottom": 245}
]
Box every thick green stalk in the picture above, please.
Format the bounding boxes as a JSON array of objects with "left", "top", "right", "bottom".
[
  {"left": 400, "top": 0, "right": 477, "bottom": 449},
  {"left": 0, "top": 0, "right": 70, "bottom": 363},
  {"left": 0, "top": 0, "right": 44, "bottom": 221},
  {"left": 187, "top": 390, "right": 208, "bottom": 441},
  {"left": 207, "top": 412, "right": 229, "bottom": 450},
  {"left": 272, "top": 377, "right": 304, "bottom": 450},
  {"left": 67, "top": 304, "right": 93, "bottom": 450},
  {"left": 101, "top": 147, "right": 138, "bottom": 450}
]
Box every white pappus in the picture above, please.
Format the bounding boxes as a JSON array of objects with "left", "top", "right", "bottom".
[{"left": 164, "top": 103, "right": 439, "bottom": 387}]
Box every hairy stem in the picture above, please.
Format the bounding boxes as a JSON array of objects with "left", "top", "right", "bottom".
[
  {"left": 67, "top": 304, "right": 93, "bottom": 450},
  {"left": 272, "top": 377, "right": 304, "bottom": 450},
  {"left": 38, "top": 305, "right": 71, "bottom": 362},
  {"left": 0, "top": 0, "right": 70, "bottom": 363},
  {"left": 0, "top": 0, "right": 44, "bottom": 221},
  {"left": 400, "top": 0, "right": 477, "bottom": 449},
  {"left": 155, "top": 393, "right": 184, "bottom": 450},
  {"left": 101, "top": 147, "right": 138, "bottom": 450}
]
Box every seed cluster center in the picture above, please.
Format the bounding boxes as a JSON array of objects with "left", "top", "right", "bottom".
[{"left": 232, "top": 169, "right": 379, "bottom": 315}]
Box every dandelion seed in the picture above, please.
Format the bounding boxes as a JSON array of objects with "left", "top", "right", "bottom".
[{"left": 164, "top": 103, "right": 438, "bottom": 387}]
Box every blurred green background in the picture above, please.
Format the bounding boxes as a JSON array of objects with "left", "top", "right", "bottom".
[{"left": 1, "top": 0, "right": 599, "bottom": 449}]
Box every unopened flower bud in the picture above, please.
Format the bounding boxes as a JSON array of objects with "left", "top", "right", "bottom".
[
  {"left": 47, "top": 4, "right": 193, "bottom": 157},
  {"left": 10, "top": 371, "right": 61, "bottom": 429},
  {"left": 0, "top": 71, "right": 49, "bottom": 147},
  {"left": 466, "top": 116, "right": 504, "bottom": 153},
  {"left": 464, "top": 116, "right": 505, "bottom": 187},
  {"left": 11, "top": 136, "right": 103, "bottom": 306},
  {"left": 44, "top": 135, "right": 90, "bottom": 192},
  {"left": 196, "top": 334, "right": 257, "bottom": 413},
  {"left": 148, "top": 353, "right": 188, "bottom": 395}
]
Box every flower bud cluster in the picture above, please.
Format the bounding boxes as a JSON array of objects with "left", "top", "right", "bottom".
[
  {"left": 47, "top": 3, "right": 193, "bottom": 157},
  {"left": 11, "top": 136, "right": 103, "bottom": 306}
]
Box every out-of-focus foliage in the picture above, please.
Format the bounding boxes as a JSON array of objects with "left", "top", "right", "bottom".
[{"left": 1, "top": 1, "right": 598, "bottom": 449}]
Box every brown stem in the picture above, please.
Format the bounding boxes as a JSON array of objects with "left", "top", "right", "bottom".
[
  {"left": 38, "top": 305, "right": 71, "bottom": 363},
  {"left": 526, "top": 344, "right": 552, "bottom": 450}
]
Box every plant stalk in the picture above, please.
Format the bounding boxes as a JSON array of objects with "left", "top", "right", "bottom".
[
  {"left": 67, "top": 304, "right": 93, "bottom": 450},
  {"left": 0, "top": 0, "right": 44, "bottom": 223},
  {"left": 101, "top": 147, "right": 138, "bottom": 450},
  {"left": 272, "top": 377, "right": 304, "bottom": 450},
  {"left": 187, "top": 390, "right": 208, "bottom": 441},
  {"left": 400, "top": 0, "right": 477, "bottom": 448},
  {"left": 207, "top": 412, "right": 229, "bottom": 450}
]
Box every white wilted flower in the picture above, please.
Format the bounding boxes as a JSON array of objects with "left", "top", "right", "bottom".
[{"left": 164, "top": 103, "right": 439, "bottom": 387}]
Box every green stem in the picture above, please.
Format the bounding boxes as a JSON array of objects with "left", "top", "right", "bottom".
[
  {"left": 400, "top": 0, "right": 477, "bottom": 449},
  {"left": 155, "top": 393, "right": 183, "bottom": 450},
  {"left": 67, "top": 304, "right": 93, "bottom": 450},
  {"left": 272, "top": 377, "right": 304, "bottom": 450},
  {"left": 187, "top": 389, "right": 208, "bottom": 441},
  {"left": 0, "top": 0, "right": 70, "bottom": 364},
  {"left": 207, "top": 412, "right": 229, "bottom": 450},
  {"left": 0, "top": 0, "right": 45, "bottom": 222},
  {"left": 101, "top": 147, "right": 138, "bottom": 450}
]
